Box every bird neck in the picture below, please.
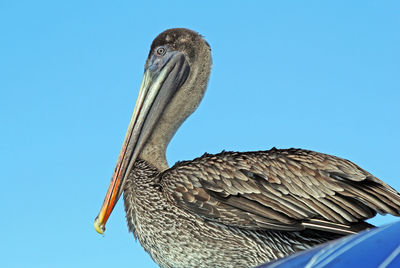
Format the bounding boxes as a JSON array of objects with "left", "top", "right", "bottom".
[{"left": 138, "top": 45, "right": 212, "bottom": 172}]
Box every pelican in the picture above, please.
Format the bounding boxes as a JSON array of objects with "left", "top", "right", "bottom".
[{"left": 94, "top": 28, "right": 400, "bottom": 268}]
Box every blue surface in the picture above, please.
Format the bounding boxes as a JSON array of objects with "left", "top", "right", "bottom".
[
  {"left": 1, "top": 1, "right": 399, "bottom": 267},
  {"left": 259, "top": 221, "right": 400, "bottom": 268}
]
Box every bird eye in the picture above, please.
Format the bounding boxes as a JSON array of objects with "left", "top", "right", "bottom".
[{"left": 156, "top": 47, "right": 166, "bottom": 56}]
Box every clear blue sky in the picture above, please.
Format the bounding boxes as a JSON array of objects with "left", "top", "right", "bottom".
[{"left": 1, "top": 1, "right": 399, "bottom": 267}]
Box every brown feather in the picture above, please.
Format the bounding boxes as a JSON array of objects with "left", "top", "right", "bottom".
[{"left": 162, "top": 149, "right": 400, "bottom": 233}]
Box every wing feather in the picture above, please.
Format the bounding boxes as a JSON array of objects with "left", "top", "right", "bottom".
[{"left": 161, "top": 148, "right": 400, "bottom": 234}]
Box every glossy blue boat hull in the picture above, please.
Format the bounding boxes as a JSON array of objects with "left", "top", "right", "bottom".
[{"left": 258, "top": 221, "right": 400, "bottom": 268}]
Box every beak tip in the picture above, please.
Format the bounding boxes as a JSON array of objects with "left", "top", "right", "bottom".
[{"left": 94, "top": 217, "right": 105, "bottom": 235}]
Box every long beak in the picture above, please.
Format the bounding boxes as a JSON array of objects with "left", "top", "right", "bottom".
[{"left": 94, "top": 51, "right": 190, "bottom": 234}]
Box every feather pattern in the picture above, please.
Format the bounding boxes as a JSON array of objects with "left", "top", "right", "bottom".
[
  {"left": 124, "top": 159, "right": 342, "bottom": 268},
  {"left": 161, "top": 148, "right": 400, "bottom": 234}
]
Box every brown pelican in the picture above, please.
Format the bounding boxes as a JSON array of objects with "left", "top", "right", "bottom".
[{"left": 94, "top": 28, "right": 400, "bottom": 268}]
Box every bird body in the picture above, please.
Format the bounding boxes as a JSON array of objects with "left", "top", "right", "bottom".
[
  {"left": 95, "top": 28, "right": 400, "bottom": 268},
  {"left": 123, "top": 149, "right": 397, "bottom": 267},
  {"left": 124, "top": 160, "right": 332, "bottom": 268}
]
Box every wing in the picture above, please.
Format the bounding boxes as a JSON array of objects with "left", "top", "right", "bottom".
[{"left": 161, "top": 148, "right": 400, "bottom": 235}]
